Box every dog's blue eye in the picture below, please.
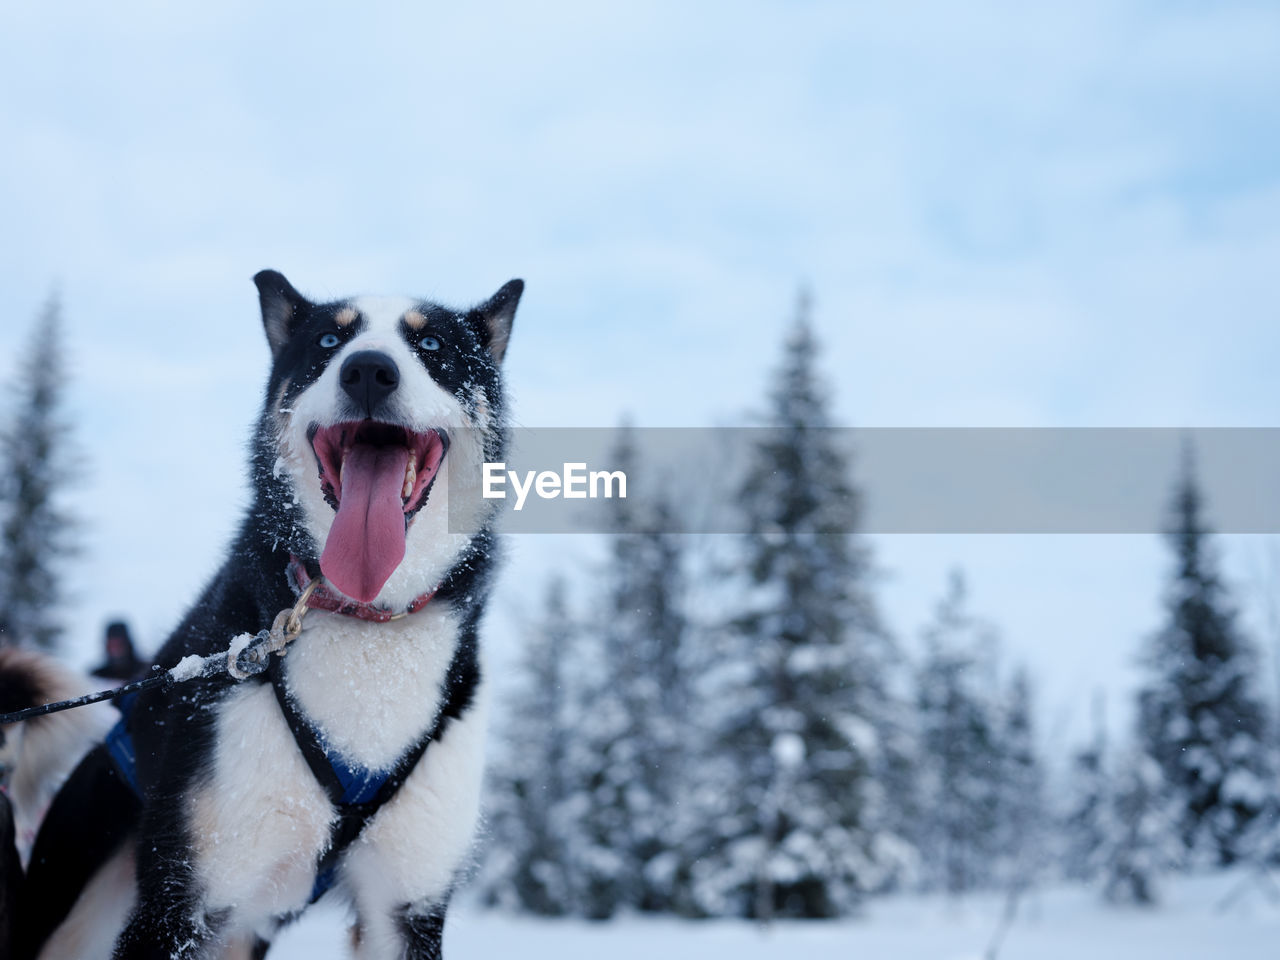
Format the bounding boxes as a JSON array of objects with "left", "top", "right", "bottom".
[
  {"left": 419, "top": 336, "right": 441, "bottom": 352},
  {"left": 318, "top": 333, "right": 341, "bottom": 349}
]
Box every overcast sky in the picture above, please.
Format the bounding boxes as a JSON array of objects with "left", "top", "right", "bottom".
[{"left": 2, "top": 0, "right": 1279, "bottom": 745}]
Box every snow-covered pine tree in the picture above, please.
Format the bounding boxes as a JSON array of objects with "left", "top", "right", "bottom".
[
  {"left": 622, "top": 494, "right": 692, "bottom": 914},
  {"left": 992, "top": 666, "right": 1046, "bottom": 890},
  {"left": 1136, "top": 451, "right": 1272, "bottom": 865},
  {"left": 689, "top": 291, "right": 904, "bottom": 920},
  {"left": 1061, "top": 692, "right": 1110, "bottom": 882},
  {"left": 914, "top": 570, "right": 1003, "bottom": 895},
  {"left": 0, "top": 297, "right": 76, "bottom": 650},
  {"left": 560, "top": 425, "right": 638, "bottom": 919},
  {"left": 480, "top": 576, "right": 578, "bottom": 915},
  {"left": 564, "top": 424, "right": 693, "bottom": 918},
  {"left": 1097, "top": 749, "right": 1183, "bottom": 906}
]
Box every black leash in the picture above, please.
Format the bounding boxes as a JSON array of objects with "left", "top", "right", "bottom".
[
  {"left": 0, "top": 578, "right": 325, "bottom": 727},
  {"left": 0, "top": 666, "right": 177, "bottom": 725}
]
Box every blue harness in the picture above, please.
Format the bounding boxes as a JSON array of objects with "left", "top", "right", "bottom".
[
  {"left": 105, "top": 662, "right": 432, "bottom": 904},
  {"left": 104, "top": 693, "right": 143, "bottom": 797}
]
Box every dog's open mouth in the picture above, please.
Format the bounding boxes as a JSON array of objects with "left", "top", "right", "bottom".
[{"left": 309, "top": 422, "right": 448, "bottom": 603}]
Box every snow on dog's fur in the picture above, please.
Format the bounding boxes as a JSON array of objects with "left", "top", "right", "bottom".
[{"left": 4, "top": 271, "right": 522, "bottom": 959}]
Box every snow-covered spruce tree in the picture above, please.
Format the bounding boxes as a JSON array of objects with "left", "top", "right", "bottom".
[
  {"left": 1136, "top": 453, "right": 1271, "bottom": 865},
  {"left": 559, "top": 425, "right": 638, "bottom": 919},
  {"left": 992, "top": 666, "right": 1046, "bottom": 890},
  {"left": 1060, "top": 694, "right": 1110, "bottom": 883},
  {"left": 689, "top": 293, "right": 906, "bottom": 919},
  {"left": 913, "top": 570, "right": 1003, "bottom": 895},
  {"left": 622, "top": 494, "right": 693, "bottom": 914},
  {"left": 481, "top": 576, "right": 578, "bottom": 915},
  {"left": 1097, "top": 750, "right": 1183, "bottom": 906},
  {"left": 564, "top": 424, "right": 693, "bottom": 918},
  {"left": 0, "top": 296, "right": 76, "bottom": 650}
]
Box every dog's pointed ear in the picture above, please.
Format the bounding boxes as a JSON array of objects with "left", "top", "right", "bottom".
[
  {"left": 470, "top": 279, "right": 523, "bottom": 364},
  {"left": 253, "top": 270, "right": 311, "bottom": 358}
]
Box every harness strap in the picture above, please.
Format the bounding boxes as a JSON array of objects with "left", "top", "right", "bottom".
[
  {"left": 104, "top": 695, "right": 142, "bottom": 796},
  {"left": 266, "top": 654, "right": 434, "bottom": 903}
]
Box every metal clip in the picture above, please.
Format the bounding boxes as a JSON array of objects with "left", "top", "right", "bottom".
[
  {"left": 225, "top": 576, "right": 323, "bottom": 681},
  {"left": 283, "top": 577, "right": 321, "bottom": 641},
  {"left": 231, "top": 629, "right": 275, "bottom": 679}
]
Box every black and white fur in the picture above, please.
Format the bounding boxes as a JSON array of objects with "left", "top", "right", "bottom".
[{"left": 9, "top": 271, "right": 522, "bottom": 959}]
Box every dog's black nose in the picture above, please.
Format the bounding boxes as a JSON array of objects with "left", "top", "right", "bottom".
[{"left": 340, "top": 350, "right": 400, "bottom": 417}]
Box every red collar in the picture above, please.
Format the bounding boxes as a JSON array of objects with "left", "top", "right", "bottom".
[{"left": 286, "top": 556, "right": 436, "bottom": 623}]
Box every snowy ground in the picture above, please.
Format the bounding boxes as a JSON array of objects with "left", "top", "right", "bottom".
[{"left": 272, "top": 869, "right": 1280, "bottom": 959}]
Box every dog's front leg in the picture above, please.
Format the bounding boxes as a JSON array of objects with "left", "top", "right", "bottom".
[
  {"left": 111, "top": 899, "right": 223, "bottom": 960},
  {"left": 351, "top": 901, "right": 447, "bottom": 960},
  {"left": 397, "top": 906, "right": 447, "bottom": 960},
  {"left": 110, "top": 817, "right": 222, "bottom": 960}
]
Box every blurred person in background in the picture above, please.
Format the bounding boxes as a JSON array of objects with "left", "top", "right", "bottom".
[{"left": 90, "top": 620, "right": 145, "bottom": 684}]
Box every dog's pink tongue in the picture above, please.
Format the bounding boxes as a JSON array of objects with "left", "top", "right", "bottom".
[{"left": 320, "top": 444, "right": 409, "bottom": 603}]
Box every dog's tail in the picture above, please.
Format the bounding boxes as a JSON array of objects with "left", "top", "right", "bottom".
[{"left": 0, "top": 647, "right": 115, "bottom": 866}]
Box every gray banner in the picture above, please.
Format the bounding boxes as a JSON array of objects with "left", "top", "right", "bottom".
[{"left": 444, "top": 428, "right": 1280, "bottom": 534}]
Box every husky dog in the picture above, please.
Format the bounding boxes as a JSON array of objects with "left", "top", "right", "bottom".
[
  {"left": 9, "top": 271, "right": 522, "bottom": 959},
  {"left": 0, "top": 648, "right": 115, "bottom": 869}
]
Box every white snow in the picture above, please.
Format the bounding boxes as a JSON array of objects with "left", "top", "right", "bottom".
[
  {"left": 270, "top": 869, "right": 1280, "bottom": 959},
  {"left": 771, "top": 732, "right": 805, "bottom": 769},
  {"left": 169, "top": 653, "right": 218, "bottom": 682}
]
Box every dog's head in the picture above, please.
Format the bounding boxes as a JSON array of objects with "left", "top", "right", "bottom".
[{"left": 251, "top": 270, "right": 522, "bottom": 607}]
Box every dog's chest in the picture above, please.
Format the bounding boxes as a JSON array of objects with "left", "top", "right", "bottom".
[
  {"left": 280, "top": 607, "right": 460, "bottom": 770},
  {"left": 190, "top": 608, "right": 465, "bottom": 917}
]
